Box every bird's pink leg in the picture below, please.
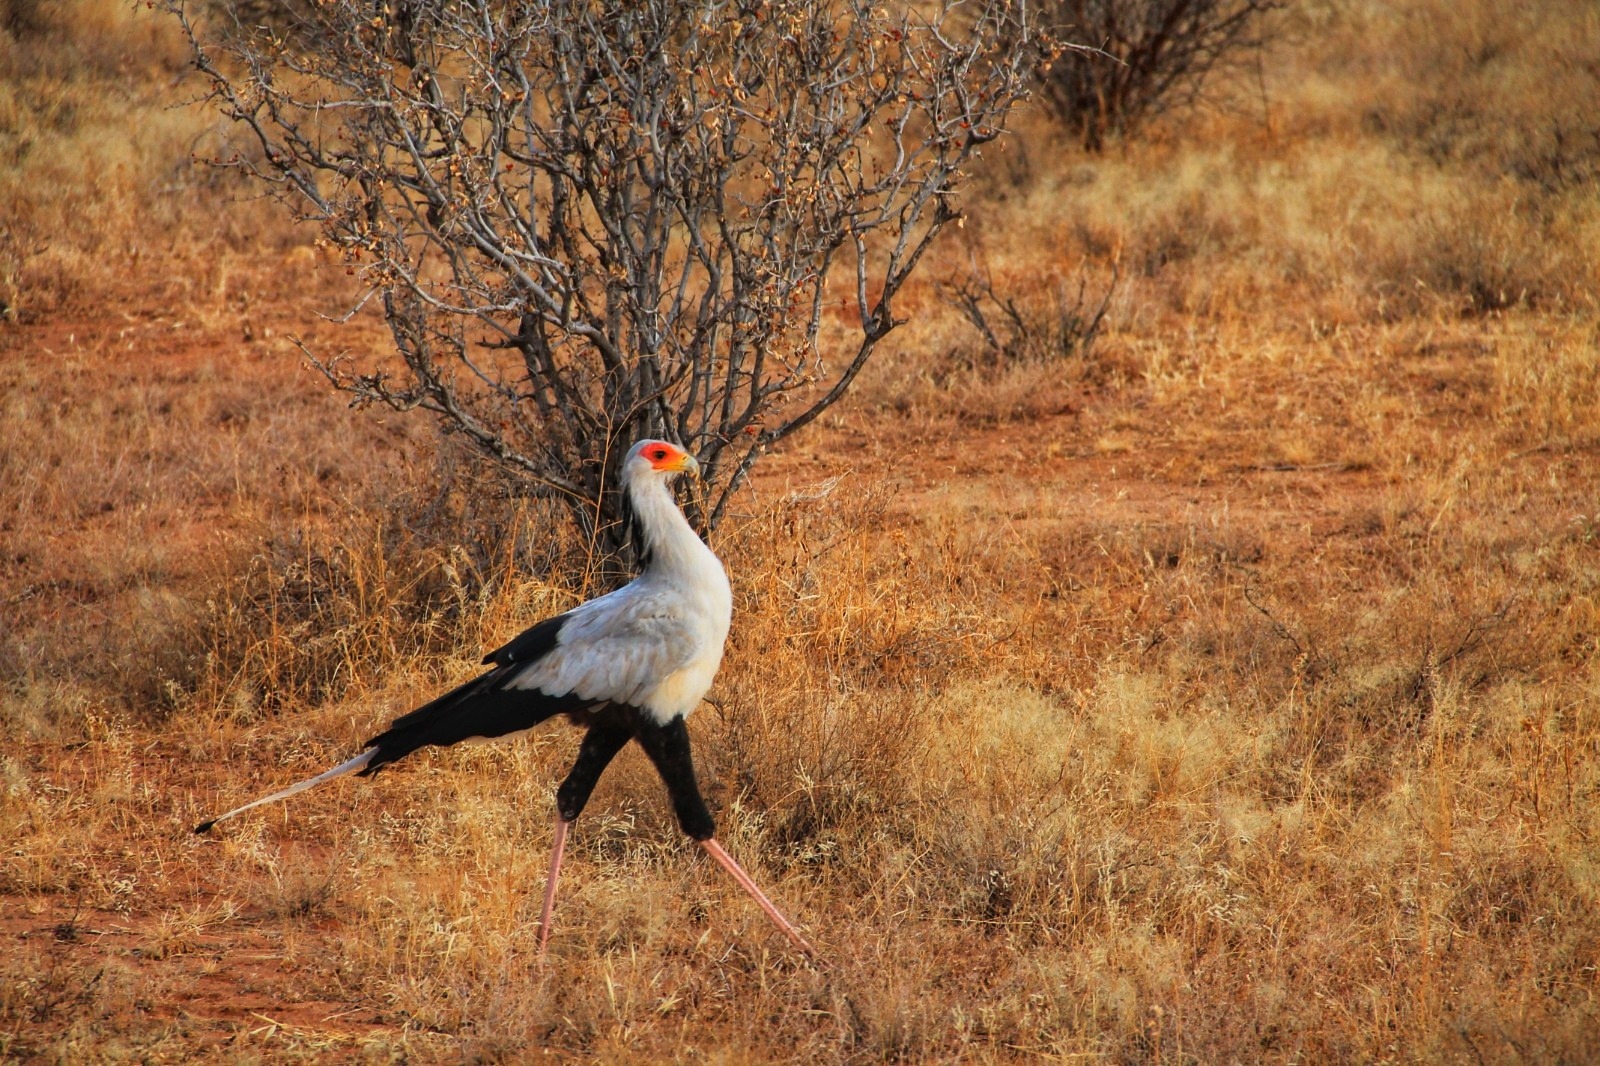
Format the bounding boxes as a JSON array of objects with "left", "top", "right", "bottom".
[
  {"left": 537, "top": 817, "right": 571, "bottom": 956},
  {"left": 700, "top": 838, "right": 817, "bottom": 959}
]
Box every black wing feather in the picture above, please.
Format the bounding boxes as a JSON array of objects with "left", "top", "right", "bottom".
[
  {"left": 360, "top": 611, "right": 598, "bottom": 775},
  {"left": 482, "top": 610, "right": 570, "bottom": 668}
]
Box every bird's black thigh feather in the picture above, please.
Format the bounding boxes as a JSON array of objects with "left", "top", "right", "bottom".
[
  {"left": 634, "top": 716, "right": 716, "bottom": 841},
  {"left": 556, "top": 723, "right": 633, "bottom": 822}
]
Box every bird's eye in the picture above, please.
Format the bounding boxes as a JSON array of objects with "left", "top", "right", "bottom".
[{"left": 651, "top": 448, "right": 668, "bottom": 460}]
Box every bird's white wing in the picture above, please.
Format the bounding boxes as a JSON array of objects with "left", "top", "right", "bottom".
[{"left": 506, "top": 580, "right": 703, "bottom": 707}]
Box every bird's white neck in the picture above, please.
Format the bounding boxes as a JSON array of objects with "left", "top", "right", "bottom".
[{"left": 626, "top": 473, "right": 724, "bottom": 587}]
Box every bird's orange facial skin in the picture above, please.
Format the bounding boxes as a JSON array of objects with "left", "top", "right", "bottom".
[{"left": 645, "top": 443, "right": 691, "bottom": 472}]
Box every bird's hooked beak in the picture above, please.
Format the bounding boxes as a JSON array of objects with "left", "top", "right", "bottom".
[{"left": 662, "top": 451, "right": 699, "bottom": 479}]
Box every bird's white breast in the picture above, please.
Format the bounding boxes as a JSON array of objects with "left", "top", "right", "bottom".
[
  {"left": 636, "top": 559, "right": 731, "bottom": 723},
  {"left": 639, "top": 638, "right": 726, "bottom": 724}
]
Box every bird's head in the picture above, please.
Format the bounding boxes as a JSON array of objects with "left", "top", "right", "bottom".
[{"left": 624, "top": 439, "right": 700, "bottom": 482}]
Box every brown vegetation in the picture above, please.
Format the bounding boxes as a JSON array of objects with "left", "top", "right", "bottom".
[{"left": 4, "top": 0, "right": 1598, "bottom": 1061}]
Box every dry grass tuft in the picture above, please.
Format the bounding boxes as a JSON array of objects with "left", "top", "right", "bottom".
[{"left": 0, "top": 2, "right": 231, "bottom": 320}]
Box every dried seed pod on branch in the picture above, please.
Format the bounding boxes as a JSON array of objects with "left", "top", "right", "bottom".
[{"left": 169, "top": 0, "right": 1044, "bottom": 555}]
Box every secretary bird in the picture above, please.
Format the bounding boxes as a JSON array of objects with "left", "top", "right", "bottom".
[{"left": 194, "top": 439, "right": 815, "bottom": 958}]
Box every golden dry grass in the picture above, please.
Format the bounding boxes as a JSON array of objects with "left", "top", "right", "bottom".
[{"left": 4, "top": 0, "right": 1600, "bottom": 1061}]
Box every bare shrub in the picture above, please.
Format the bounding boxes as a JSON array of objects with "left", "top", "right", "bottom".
[
  {"left": 167, "top": 0, "right": 1042, "bottom": 551},
  {"left": 1032, "top": 0, "right": 1281, "bottom": 150},
  {"left": 941, "top": 255, "right": 1119, "bottom": 377}
]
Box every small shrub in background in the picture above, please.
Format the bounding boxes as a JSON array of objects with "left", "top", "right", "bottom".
[
  {"left": 1032, "top": 0, "right": 1282, "bottom": 150},
  {"left": 941, "top": 257, "right": 1120, "bottom": 377}
]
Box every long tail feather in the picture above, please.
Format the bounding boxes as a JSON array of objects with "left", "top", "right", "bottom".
[
  {"left": 193, "top": 749, "right": 377, "bottom": 834},
  {"left": 359, "top": 672, "right": 589, "bottom": 776}
]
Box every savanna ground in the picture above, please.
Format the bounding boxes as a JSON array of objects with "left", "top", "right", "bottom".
[{"left": 4, "top": 1, "right": 1600, "bottom": 1061}]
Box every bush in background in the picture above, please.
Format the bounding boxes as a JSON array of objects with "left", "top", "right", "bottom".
[{"left": 1033, "top": 0, "right": 1281, "bottom": 150}]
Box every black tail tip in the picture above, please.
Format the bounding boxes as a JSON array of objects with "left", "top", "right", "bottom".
[{"left": 193, "top": 819, "right": 217, "bottom": 835}]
